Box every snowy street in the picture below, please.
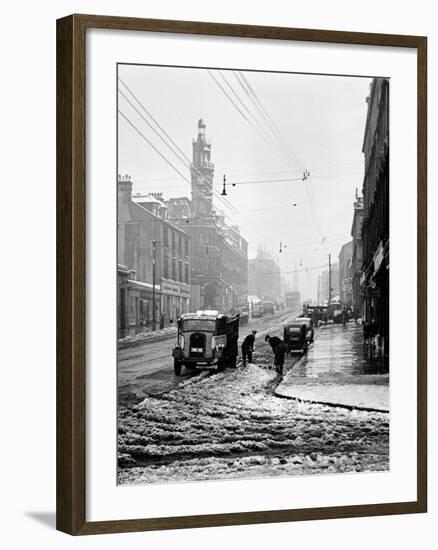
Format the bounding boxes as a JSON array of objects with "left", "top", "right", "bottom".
[
  {"left": 117, "top": 308, "right": 299, "bottom": 404},
  {"left": 118, "top": 321, "right": 389, "bottom": 484}
]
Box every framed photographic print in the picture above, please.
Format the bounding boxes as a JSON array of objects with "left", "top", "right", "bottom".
[{"left": 56, "top": 14, "right": 427, "bottom": 535}]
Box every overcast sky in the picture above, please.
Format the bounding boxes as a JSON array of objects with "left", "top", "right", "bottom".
[{"left": 118, "top": 64, "right": 372, "bottom": 301}]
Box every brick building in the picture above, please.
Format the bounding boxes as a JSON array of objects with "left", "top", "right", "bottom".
[
  {"left": 117, "top": 176, "right": 190, "bottom": 337},
  {"left": 360, "top": 78, "right": 389, "bottom": 363}
]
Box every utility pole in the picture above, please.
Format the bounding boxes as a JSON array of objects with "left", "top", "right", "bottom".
[
  {"left": 328, "top": 253, "right": 332, "bottom": 305},
  {"left": 152, "top": 239, "right": 156, "bottom": 331}
]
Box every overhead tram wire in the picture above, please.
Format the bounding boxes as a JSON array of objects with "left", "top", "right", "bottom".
[
  {"left": 119, "top": 78, "right": 238, "bottom": 217},
  {"left": 208, "top": 70, "right": 297, "bottom": 172},
  {"left": 118, "top": 110, "right": 190, "bottom": 184},
  {"left": 257, "top": 263, "right": 329, "bottom": 276},
  {"left": 118, "top": 78, "right": 238, "bottom": 217},
  {"left": 131, "top": 171, "right": 363, "bottom": 198},
  {"left": 218, "top": 171, "right": 363, "bottom": 186},
  {"left": 119, "top": 88, "right": 190, "bottom": 169},
  {"left": 238, "top": 72, "right": 323, "bottom": 236},
  {"left": 236, "top": 71, "right": 305, "bottom": 171},
  {"left": 234, "top": 71, "right": 326, "bottom": 240},
  {"left": 119, "top": 90, "right": 238, "bottom": 218},
  {"left": 118, "top": 78, "right": 239, "bottom": 218},
  {"left": 128, "top": 160, "right": 363, "bottom": 184},
  {"left": 234, "top": 71, "right": 303, "bottom": 170},
  {"left": 214, "top": 72, "right": 325, "bottom": 241},
  {"left": 119, "top": 77, "right": 191, "bottom": 167},
  {"left": 215, "top": 70, "right": 295, "bottom": 169},
  {"left": 118, "top": 110, "right": 240, "bottom": 226}
]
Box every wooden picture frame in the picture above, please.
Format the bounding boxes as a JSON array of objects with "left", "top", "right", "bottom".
[{"left": 57, "top": 13, "right": 427, "bottom": 535}]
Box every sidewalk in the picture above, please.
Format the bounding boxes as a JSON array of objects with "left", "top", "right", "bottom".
[
  {"left": 118, "top": 326, "right": 177, "bottom": 350},
  {"left": 275, "top": 323, "right": 389, "bottom": 412}
]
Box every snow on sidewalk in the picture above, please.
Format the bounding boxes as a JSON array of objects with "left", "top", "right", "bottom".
[
  {"left": 118, "top": 326, "right": 177, "bottom": 349},
  {"left": 275, "top": 323, "right": 389, "bottom": 412}
]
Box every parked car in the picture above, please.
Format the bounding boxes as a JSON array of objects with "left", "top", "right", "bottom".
[
  {"left": 283, "top": 322, "right": 308, "bottom": 354},
  {"left": 294, "top": 316, "right": 314, "bottom": 343},
  {"left": 172, "top": 310, "right": 239, "bottom": 375}
]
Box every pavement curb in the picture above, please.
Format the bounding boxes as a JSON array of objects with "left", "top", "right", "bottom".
[{"left": 273, "top": 388, "right": 389, "bottom": 413}]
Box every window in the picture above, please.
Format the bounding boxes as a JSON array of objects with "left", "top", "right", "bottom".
[
  {"left": 163, "top": 255, "right": 169, "bottom": 279},
  {"left": 185, "top": 263, "right": 189, "bottom": 283},
  {"left": 179, "top": 261, "right": 183, "bottom": 282},
  {"left": 172, "top": 259, "right": 176, "bottom": 280},
  {"left": 163, "top": 226, "right": 168, "bottom": 247}
]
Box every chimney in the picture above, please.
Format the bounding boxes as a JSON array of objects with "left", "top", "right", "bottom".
[{"left": 118, "top": 173, "right": 132, "bottom": 205}]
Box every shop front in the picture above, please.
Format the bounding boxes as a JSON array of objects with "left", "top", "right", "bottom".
[
  {"left": 161, "top": 279, "right": 191, "bottom": 326},
  {"left": 361, "top": 240, "right": 389, "bottom": 366},
  {"left": 119, "top": 276, "right": 161, "bottom": 338}
]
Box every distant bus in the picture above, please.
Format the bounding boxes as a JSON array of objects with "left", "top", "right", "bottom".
[
  {"left": 262, "top": 301, "right": 275, "bottom": 315},
  {"left": 251, "top": 302, "right": 264, "bottom": 318},
  {"left": 285, "top": 291, "right": 301, "bottom": 310}
]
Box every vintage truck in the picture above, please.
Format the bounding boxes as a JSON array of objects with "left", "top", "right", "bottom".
[{"left": 172, "top": 310, "right": 240, "bottom": 375}]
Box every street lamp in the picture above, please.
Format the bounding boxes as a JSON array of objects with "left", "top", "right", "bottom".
[{"left": 221, "top": 174, "right": 227, "bottom": 196}]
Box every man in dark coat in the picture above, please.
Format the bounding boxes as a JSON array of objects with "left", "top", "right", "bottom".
[
  {"left": 265, "top": 334, "right": 286, "bottom": 373},
  {"left": 241, "top": 330, "right": 257, "bottom": 367}
]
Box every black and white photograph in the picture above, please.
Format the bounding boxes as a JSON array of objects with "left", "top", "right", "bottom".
[{"left": 116, "top": 64, "right": 389, "bottom": 485}]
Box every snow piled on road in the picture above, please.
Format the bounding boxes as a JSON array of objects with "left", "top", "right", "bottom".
[{"left": 118, "top": 364, "right": 389, "bottom": 485}]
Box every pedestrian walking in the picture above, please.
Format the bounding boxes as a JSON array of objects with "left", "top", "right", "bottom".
[
  {"left": 241, "top": 330, "right": 257, "bottom": 367},
  {"left": 265, "top": 334, "right": 286, "bottom": 374},
  {"left": 342, "top": 307, "right": 348, "bottom": 326}
]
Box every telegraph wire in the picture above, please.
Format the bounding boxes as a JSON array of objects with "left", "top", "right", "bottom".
[
  {"left": 216, "top": 70, "right": 294, "bottom": 168},
  {"left": 118, "top": 110, "right": 190, "bottom": 184},
  {"left": 235, "top": 71, "right": 304, "bottom": 171},
  {"left": 208, "top": 70, "right": 297, "bottom": 172},
  {"left": 119, "top": 88, "right": 189, "bottom": 169},
  {"left": 119, "top": 77, "right": 236, "bottom": 215},
  {"left": 237, "top": 71, "right": 323, "bottom": 238},
  {"left": 130, "top": 160, "right": 363, "bottom": 184},
  {"left": 119, "top": 77, "right": 239, "bottom": 217},
  {"left": 119, "top": 78, "right": 189, "bottom": 167}
]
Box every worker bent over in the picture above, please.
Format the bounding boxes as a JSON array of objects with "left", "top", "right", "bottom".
[
  {"left": 265, "top": 334, "right": 286, "bottom": 374},
  {"left": 241, "top": 330, "right": 257, "bottom": 367}
]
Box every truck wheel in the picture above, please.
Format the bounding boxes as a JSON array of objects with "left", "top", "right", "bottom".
[
  {"left": 174, "top": 359, "right": 182, "bottom": 376},
  {"left": 217, "top": 359, "right": 225, "bottom": 372}
]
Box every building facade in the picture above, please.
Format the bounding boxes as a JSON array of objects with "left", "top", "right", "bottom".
[
  {"left": 317, "top": 262, "right": 339, "bottom": 305},
  {"left": 338, "top": 240, "right": 353, "bottom": 305},
  {"left": 360, "top": 77, "right": 389, "bottom": 363},
  {"left": 168, "top": 119, "right": 248, "bottom": 312},
  {"left": 248, "top": 249, "right": 281, "bottom": 303},
  {"left": 117, "top": 176, "right": 190, "bottom": 337},
  {"left": 351, "top": 193, "right": 364, "bottom": 315}
]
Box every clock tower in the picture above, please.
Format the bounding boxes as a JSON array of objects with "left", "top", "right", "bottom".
[{"left": 190, "top": 119, "right": 214, "bottom": 217}]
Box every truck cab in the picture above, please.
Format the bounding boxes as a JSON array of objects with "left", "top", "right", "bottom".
[{"left": 172, "top": 310, "right": 239, "bottom": 375}]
